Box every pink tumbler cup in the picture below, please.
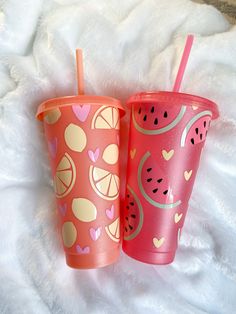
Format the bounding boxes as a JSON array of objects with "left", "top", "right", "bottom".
[{"left": 122, "top": 91, "right": 219, "bottom": 264}]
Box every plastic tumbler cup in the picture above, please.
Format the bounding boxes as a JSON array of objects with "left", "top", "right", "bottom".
[
  {"left": 122, "top": 91, "right": 219, "bottom": 264},
  {"left": 36, "top": 51, "right": 125, "bottom": 268}
]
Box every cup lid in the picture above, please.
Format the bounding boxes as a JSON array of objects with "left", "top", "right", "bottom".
[
  {"left": 36, "top": 95, "right": 125, "bottom": 120},
  {"left": 127, "top": 91, "right": 219, "bottom": 119}
]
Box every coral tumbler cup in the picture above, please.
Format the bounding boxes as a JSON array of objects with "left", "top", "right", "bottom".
[{"left": 37, "top": 95, "right": 124, "bottom": 269}]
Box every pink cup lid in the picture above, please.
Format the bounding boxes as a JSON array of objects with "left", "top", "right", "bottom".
[
  {"left": 127, "top": 91, "right": 219, "bottom": 120},
  {"left": 36, "top": 95, "right": 125, "bottom": 121}
]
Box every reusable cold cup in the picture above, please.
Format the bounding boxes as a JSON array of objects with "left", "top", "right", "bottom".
[
  {"left": 122, "top": 35, "right": 219, "bottom": 264},
  {"left": 36, "top": 50, "right": 125, "bottom": 269},
  {"left": 122, "top": 91, "right": 219, "bottom": 264}
]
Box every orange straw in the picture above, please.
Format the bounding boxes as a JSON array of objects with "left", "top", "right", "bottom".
[
  {"left": 76, "top": 49, "right": 84, "bottom": 95},
  {"left": 173, "top": 35, "right": 194, "bottom": 92}
]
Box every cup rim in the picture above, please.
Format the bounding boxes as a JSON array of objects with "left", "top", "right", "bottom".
[
  {"left": 126, "top": 91, "right": 219, "bottom": 119},
  {"left": 36, "top": 95, "right": 125, "bottom": 120}
]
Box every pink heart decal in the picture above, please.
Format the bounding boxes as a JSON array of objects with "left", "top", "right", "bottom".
[
  {"left": 72, "top": 104, "right": 91, "bottom": 122},
  {"left": 59, "top": 203, "right": 67, "bottom": 216},
  {"left": 106, "top": 205, "right": 115, "bottom": 220},
  {"left": 88, "top": 148, "right": 100, "bottom": 162},
  {"left": 48, "top": 138, "right": 57, "bottom": 158},
  {"left": 89, "top": 227, "right": 101, "bottom": 241},
  {"left": 76, "top": 245, "right": 90, "bottom": 255}
]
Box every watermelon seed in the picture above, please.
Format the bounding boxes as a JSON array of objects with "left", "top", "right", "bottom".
[
  {"left": 138, "top": 107, "right": 142, "bottom": 114},
  {"left": 151, "top": 106, "right": 155, "bottom": 113},
  {"left": 131, "top": 214, "right": 136, "bottom": 218},
  {"left": 126, "top": 206, "right": 129, "bottom": 209},
  {"left": 164, "top": 111, "right": 168, "bottom": 118},
  {"left": 152, "top": 188, "right": 158, "bottom": 193},
  {"left": 147, "top": 178, "right": 152, "bottom": 182},
  {"left": 125, "top": 217, "right": 128, "bottom": 221},
  {"left": 206, "top": 130, "right": 208, "bottom": 136},
  {"left": 127, "top": 194, "right": 130, "bottom": 198},
  {"left": 147, "top": 167, "right": 152, "bottom": 172},
  {"left": 191, "top": 138, "right": 194, "bottom": 144},
  {"left": 125, "top": 227, "right": 128, "bottom": 232},
  {"left": 154, "top": 118, "right": 158, "bottom": 125},
  {"left": 157, "top": 178, "right": 163, "bottom": 183},
  {"left": 129, "top": 225, "right": 133, "bottom": 230},
  {"left": 163, "top": 190, "right": 168, "bottom": 195},
  {"left": 200, "top": 134, "right": 203, "bottom": 140},
  {"left": 195, "top": 127, "right": 199, "bottom": 134},
  {"left": 143, "top": 114, "right": 147, "bottom": 121},
  {"left": 204, "top": 121, "right": 206, "bottom": 127},
  {"left": 130, "top": 202, "right": 134, "bottom": 206}
]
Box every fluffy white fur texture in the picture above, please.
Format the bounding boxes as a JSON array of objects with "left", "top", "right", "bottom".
[{"left": 0, "top": 0, "right": 236, "bottom": 313}]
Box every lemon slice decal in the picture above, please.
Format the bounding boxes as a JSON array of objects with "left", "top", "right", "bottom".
[
  {"left": 64, "top": 123, "right": 87, "bottom": 152},
  {"left": 89, "top": 166, "right": 119, "bottom": 200},
  {"left": 62, "top": 221, "right": 77, "bottom": 248},
  {"left": 44, "top": 108, "right": 61, "bottom": 124},
  {"left": 91, "top": 106, "right": 120, "bottom": 130},
  {"left": 102, "top": 144, "right": 119, "bottom": 165},
  {"left": 105, "top": 218, "right": 120, "bottom": 242},
  {"left": 72, "top": 198, "right": 97, "bottom": 222},
  {"left": 54, "top": 153, "right": 76, "bottom": 198}
]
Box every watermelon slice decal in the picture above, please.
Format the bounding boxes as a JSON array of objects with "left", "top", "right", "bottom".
[
  {"left": 180, "top": 111, "right": 212, "bottom": 147},
  {"left": 138, "top": 151, "right": 181, "bottom": 209},
  {"left": 124, "top": 185, "right": 144, "bottom": 241},
  {"left": 132, "top": 104, "right": 186, "bottom": 135}
]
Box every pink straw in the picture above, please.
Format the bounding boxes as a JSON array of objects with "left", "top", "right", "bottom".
[
  {"left": 76, "top": 49, "right": 84, "bottom": 95},
  {"left": 173, "top": 35, "right": 194, "bottom": 92}
]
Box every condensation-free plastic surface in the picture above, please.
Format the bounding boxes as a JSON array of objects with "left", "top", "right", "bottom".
[
  {"left": 37, "top": 96, "right": 124, "bottom": 269},
  {"left": 123, "top": 91, "right": 219, "bottom": 265}
]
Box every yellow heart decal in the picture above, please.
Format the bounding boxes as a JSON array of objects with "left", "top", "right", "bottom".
[
  {"left": 130, "top": 148, "right": 136, "bottom": 159},
  {"left": 162, "top": 149, "right": 174, "bottom": 161},
  {"left": 153, "top": 237, "right": 165, "bottom": 248},
  {"left": 174, "top": 213, "right": 183, "bottom": 223},
  {"left": 184, "top": 170, "right": 192, "bottom": 181}
]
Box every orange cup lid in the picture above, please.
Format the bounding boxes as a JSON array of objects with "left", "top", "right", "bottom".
[{"left": 36, "top": 95, "right": 125, "bottom": 120}]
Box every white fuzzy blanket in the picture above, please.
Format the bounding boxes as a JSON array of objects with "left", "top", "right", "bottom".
[{"left": 0, "top": 0, "right": 236, "bottom": 313}]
